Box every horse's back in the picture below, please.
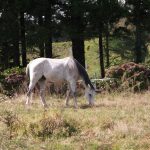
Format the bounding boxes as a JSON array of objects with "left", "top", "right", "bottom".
[
  {"left": 27, "top": 57, "right": 77, "bottom": 82},
  {"left": 43, "top": 57, "right": 74, "bottom": 81},
  {"left": 27, "top": 58, "right": 48, "bottom": 80},
  {"left": 29, "top": 58, "right": 48, "bottom": 66}
]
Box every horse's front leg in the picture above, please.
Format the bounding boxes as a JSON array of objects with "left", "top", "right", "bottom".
[
  {"left": 26, "top": 91, "right": 31, "bottom": 105},
  {"left": 70, "top": 81, "right": 78, "bottom": 109},
  {"left": 72, "top": 92, "right": 78, "bottom": 109}
]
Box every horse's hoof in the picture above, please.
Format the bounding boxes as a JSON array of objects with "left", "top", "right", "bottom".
[
  {"left": 43, "top": 104, "right": 49, "bottom": 109},
  {"left": 74, "top": 106, "right": 78, "bottom": 109},
  {"left": 25, "top": 104, "right": 31, "bottom": 110},
  {"left": 65, "top": 104, "right": 70, "bottom": 108},
  {"left": 89, "top": 104, "right": 94, "bottom": 107},
  {"left": 74, "top": 108, "right": 78, "bottom": 111}
]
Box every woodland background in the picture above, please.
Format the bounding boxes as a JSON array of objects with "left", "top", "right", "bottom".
[{"left": 0, "top": 0, "right": 150, "bottom": 78}]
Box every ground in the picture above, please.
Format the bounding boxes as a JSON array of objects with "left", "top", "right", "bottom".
[{"left": 0, "top": 91, "right": 150, "bottom": 150}]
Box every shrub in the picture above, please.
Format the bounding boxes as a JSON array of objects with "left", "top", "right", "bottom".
[
  {"left": 106, "top": 62, "right": 150, "bottom": 91},
  {"left": 91, "top": 78, "right": 119, "bottom": 93},
  {"left": 0, "top": 111, "right": 21, "bottom": 139},
  {"left": 2, "top": 67, "right": 25, "bottom": 76},
  {"left": 28, "top": 113, "right": 80, "bottom": 140},
  {"left": 0, "top": 67, "right": 26, "bottom": 97}
]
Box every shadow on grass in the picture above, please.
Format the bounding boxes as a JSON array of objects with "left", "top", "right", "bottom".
[
  {"left": 80, "top": 103, "right": 117, "bottom": 109},
  {"left": 80, "top": 104, "right": 95, "bottom": 109}
]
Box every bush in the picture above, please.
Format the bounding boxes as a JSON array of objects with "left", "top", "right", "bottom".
[
  {"left": 91, "top": 78, "right": 119, "bottom": 93},
  {"left": 28, "top": 113, "right": 80, "bottom": 139},
  {"left": 106, "top": 62, "right": 150, "bottom": 91},
  {"left": 0, "top": 111, "right": 21, "bottom": 139},
  {"left": 0, "top": 67, "right": 26, "bottom": 97},
  {"left": 2, "top": 67, "right": 25, "bottom": 76}
]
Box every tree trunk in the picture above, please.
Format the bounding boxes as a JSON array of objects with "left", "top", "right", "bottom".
[
  {"left": 20, "top": 11, "right": 27, "bottom": 67},
  {"left": 44, "top": 2, "right": 52, "bottom": 58},
  {"left": 38, "top": 15, "right": 45, "bottom": 57},
  {"left": 39, "top": 43, "right": 45, "bottom": 57},
  {"left": 45, "top": 37, "right": 52, "bottom": 58},
  {"left": 13, "top": 41, "right": 20, "bottom": 66},
  {"left": 13, "top": 12, "right": 20, "bottom": 67},
  {"left": 2, "top": 42, "right": 9, "bottom": 69},
  {"left": 70, "top": 2, "right": 85, "bottom": 68},
  {"left": 135, "top": 23, "right": 142, "bottom": 63},
  {"left": 72, "top": 37, "right": 85, "bottom": 68},
  {"left": 105, "top": 23, "right": 110, "bottom": 68},
  {"left": 99, "top": 27, "right": 105, "bottom": 78},
  {"left": 71, "top": 20, "right": 85, "bottom": 67},
  {"left": 135, "top": 1, "right": 142, "bottom": 63}
]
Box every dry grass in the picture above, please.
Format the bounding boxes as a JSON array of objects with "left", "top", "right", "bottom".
[{"left": 0, "top": 91, "right": 150, "bottom": 149}]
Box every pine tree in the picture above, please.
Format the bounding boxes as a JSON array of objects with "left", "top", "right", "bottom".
[
  {"left": 59, "top": 0, "right": 86, "bottom": 67},
  {"left": 125, "top": 0, "right": 150, "bottom": 63}
]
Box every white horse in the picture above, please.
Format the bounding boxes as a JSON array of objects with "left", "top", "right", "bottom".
[{"left": 26, "top": 57, "right": 95, "bottom": 108}]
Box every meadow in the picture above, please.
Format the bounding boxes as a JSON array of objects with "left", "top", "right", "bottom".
[
  {"left": 1, "top": 38, "right": 150, "bottom": 150},
  {"left": 0, "top": 91, "right": 150, "bottom": 150}
]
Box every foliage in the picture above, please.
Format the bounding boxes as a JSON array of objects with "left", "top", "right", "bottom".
[
  {"left": 0, "top": 110, "right": 21, "bottom": 139},
  {"left": 125, "top": 0, "right": 150, "bottom": 62},
  {"left": 91, "top": 78, "right": 119, "bottom": 93},
  {"left": 0, "top": 67, "right": 26, "bottom": 96},
  {"left": 106, "top": 62, "right": 150, "bottom": 91},
  {"left": 2, "top": 67, "right": 25, "bottom": 76},
  {"left": 0, "top": 0, "right": 150, "bottom": 75}
]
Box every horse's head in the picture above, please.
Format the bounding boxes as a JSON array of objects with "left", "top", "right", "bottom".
[{"left": 85, "top": 85, "right": 95, "bottom": 106}]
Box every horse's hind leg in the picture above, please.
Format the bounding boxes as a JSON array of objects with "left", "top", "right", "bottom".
[
  {"left": 38, "top": 80, "right": 47, "bottom": 107},
  {"left": 26, "top": 81, "right": 36, "bottom": 105},
  {"left": 66, "top": 87, "right": 71, "bottom": 107}
]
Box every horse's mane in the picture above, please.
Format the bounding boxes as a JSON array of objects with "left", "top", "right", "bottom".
[{"left": 73, "top": 58, "right": 95, "bottom": 90}]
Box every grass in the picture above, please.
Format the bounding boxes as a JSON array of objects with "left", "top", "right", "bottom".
[
  {"left": 1, "top": 91, "right": 150, "bottom": 149},
  {"left": 27, "top": 37, "right": 136, "bottom": 78}
]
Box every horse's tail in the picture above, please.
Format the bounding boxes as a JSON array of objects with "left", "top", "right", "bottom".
[
  {"left": 26, "top": 64, "right": 30, "bottom": 81},
  {"left": 74, "top": 58, "right": 95, "bottom": 90}
]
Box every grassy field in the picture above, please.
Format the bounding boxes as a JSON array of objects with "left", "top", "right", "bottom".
[
  {"left": 1, "top": 91, "right": 150, "bottom": 150},
  {"left": 1, "top": 38, "right": 150, "bottom": 149}
]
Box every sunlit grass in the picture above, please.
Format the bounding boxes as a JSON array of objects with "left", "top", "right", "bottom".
[{"left": 1, "top": 91, "right": 150, "bottom": 149}]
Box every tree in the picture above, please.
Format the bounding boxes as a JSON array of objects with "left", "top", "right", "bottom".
[
  {"left": 20, "top": 11, "right": 27, "bottom": 67},
  {"left": 125, "top": 0, "right": 150, "bottom": 63},
  {"left": 0, "top": 0, "right": 20, "bottom": 68},
  {"left": 44, "top": 0, "right": 53, "bottom": 58},
  {"left": 16, "top": 0, "right": 32, "bottom": 66},
  {"left": 87, "top": 0, "right": 124, "bottom": 78},
  {"left": 28, "top": 0, "right": 57, "bottom": 58},
  {"left": 103, "top": 0, "right": 125, "bottom": 68},
  {"left": 38, "top": 15, "right": 45, "bottom": 57},
  {"left": 59, "top": 0, "right": 86, "bottom": 67}
]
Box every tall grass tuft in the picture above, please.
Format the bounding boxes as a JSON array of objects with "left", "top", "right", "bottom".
[
  {"left": 28, "top": 113, "right": 80, "bottom": 140},
  {"left": 0, "top": 111, "right": 20, "bottom": 139}
]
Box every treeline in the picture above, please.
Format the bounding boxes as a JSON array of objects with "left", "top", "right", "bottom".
[{"left": 0, "top": 0, "right": 150, "bottom": 78}]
